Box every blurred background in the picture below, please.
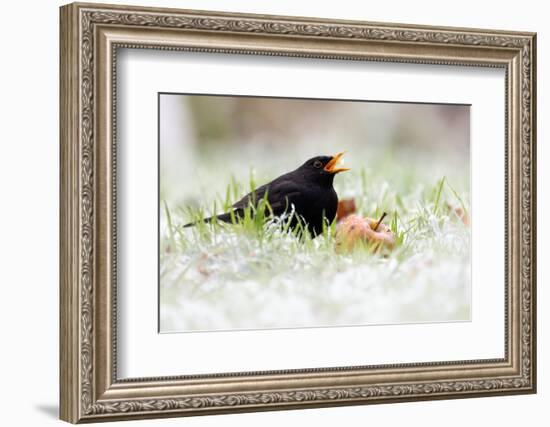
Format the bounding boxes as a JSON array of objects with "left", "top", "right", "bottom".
[
  {"left": 160, "top": 94, "right": 469, "bottom": 210},
  {"left": 159, "top": 94, "right": 470, "bottom": 332}
]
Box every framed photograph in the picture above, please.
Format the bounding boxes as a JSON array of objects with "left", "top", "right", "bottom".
[{"left": 60, "top": 2, "right": 537, "bottom": 423}]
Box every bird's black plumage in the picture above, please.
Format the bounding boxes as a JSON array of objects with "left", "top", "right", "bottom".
[{"left": 185, "top": 153, "right": 349, "bottom": 236}]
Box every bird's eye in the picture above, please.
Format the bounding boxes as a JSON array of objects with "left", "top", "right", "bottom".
[{"left": 313, "top": 160, "right": 323, "bottom": 169}]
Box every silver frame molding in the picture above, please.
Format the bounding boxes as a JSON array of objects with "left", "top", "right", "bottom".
[{"left": 60, "top": 2, "right": 537, "bottom": 423}]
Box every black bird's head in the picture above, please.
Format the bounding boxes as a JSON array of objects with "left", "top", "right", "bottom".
[{"left": 298, "top": 152, "right": 350, "bottom": 186}]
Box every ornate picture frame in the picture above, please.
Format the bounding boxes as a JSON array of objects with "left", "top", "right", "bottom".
[{"left": 60, "top": 2, "right": 536, "bottom": 423}]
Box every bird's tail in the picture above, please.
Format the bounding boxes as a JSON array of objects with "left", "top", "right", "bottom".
[{"left": 182, "top": 211, "right": 238, "bottom": 228}]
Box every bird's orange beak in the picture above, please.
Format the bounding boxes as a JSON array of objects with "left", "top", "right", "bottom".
[{"left": 324, "top": 152, "right": 350, "bottom": 174}]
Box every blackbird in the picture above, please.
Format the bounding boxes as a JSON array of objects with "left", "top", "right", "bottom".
[{"left": 184, "top": 152, "right": 349, "bottom": 236}]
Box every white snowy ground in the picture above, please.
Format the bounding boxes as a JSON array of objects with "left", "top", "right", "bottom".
[{"left": 159, "top": 145, "right": 471, "bottom": 332}]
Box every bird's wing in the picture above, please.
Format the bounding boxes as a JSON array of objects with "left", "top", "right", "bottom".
[
  {"left": 231, "top": 184, "right": 268, "bottom": 209},
  {"left": 231, "top": 179, "right": 302, "bottom": 215}
]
